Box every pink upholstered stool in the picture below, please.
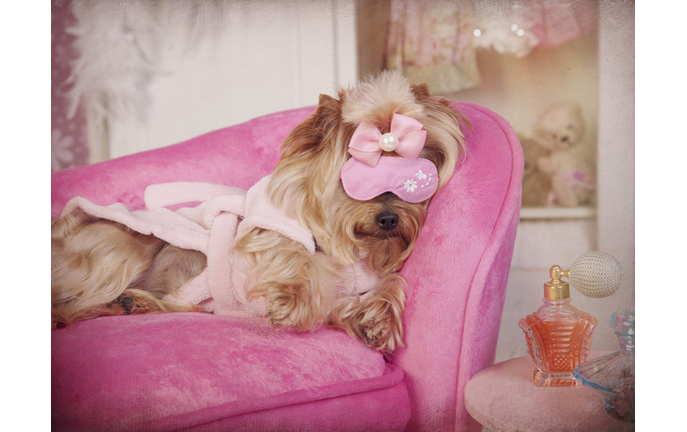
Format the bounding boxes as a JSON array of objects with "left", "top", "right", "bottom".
[{"left": 464, "top": 353, "right": 634, "bottom": 432}]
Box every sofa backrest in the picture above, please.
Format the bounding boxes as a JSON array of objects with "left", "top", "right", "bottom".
[{"left": 51, "top": 106, "right": 314, "bottom": 219}]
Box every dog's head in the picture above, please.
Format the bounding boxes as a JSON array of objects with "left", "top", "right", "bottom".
[{"left": 268, "top": 71, "right": 468, "bottom": 275}]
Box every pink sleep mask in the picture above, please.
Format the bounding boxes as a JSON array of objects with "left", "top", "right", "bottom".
[
  {"left": 341, "top": 157, "right": 438, "bottom": 203},
  {"left": 340, "top": 113, "right": 438, "bottom": 203}
]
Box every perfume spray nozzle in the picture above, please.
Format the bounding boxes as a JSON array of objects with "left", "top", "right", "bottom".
[{"left": 544, "top": 265, "right": 571, "bottom": 299}]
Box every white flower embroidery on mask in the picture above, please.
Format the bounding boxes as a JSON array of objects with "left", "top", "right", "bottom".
[
  {"left": 415, "top": 170, "right": 427, "bottom": 180},
  {"left": 404, "top": 179, "right": 418, "bottom": 192}
]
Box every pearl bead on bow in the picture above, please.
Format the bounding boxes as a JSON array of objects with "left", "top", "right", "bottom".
[{"left": 379, "top": 133, "right": 399, "bottom": 152}]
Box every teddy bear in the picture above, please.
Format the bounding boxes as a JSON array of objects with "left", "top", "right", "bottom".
[
  {"left": 531, "top": 101, "right": 596, "bottom": 207},
  {"left": 519, "top": 133, "right": 552, "bottom": 207}
]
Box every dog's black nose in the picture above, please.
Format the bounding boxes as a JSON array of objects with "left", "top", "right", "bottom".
[{"left": 376, "top": 212, "right": 399, "bottom": 231}]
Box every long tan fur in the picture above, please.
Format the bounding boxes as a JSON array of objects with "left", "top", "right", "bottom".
[
  {"left": 51, "top": 71, "right": 468, "bottom": 351},
  {"left": 51, "top": 208, "right": 204, "bottom": 329},
  {"left": 237, "top": 71, "right": 467, "bottom": 350}
]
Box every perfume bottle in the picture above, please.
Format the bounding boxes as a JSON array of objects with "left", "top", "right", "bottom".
[{"left": 518, "top": 264, "right": 598, "bottom": 387}]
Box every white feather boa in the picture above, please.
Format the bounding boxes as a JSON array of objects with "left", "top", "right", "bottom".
[{"left": 65, "top": 0, "right": 225, "bottom": 161}]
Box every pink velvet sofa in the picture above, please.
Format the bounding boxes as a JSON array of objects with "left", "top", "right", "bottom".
[{"left": 51, "top": 101, "right": 523, "bottom": 432}]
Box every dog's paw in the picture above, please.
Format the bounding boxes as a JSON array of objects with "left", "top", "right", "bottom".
[
  {"left": 264, "top": 287, "right": 325, "bottom": 331},
  {"left": 356, "top": 303, "right": 404, "bottom": 352},
  {"left": 113, "top": 293, "right": 148, "bottom": 315},
  {"left": 360, "top": 314, "right": 394, "bottom": 350},
  {"left": 265, "top": 290, "right": 298, "bottom": 328},
  {"left": 348, "top": 277, "right": 405, "bottom": 352}
]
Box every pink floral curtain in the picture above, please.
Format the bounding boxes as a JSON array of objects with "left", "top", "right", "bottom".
[
  {"left": 385, "top": 1, "right": 481, "bottom": 94},
  {"left": 52, "top": 0, "right": 89, "bottom": 172},
  {"left": 384, "top": 0, "right": 598, "bottom": 95}
]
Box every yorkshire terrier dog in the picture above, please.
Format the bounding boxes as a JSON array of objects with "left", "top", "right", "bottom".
[{"left": 51, "top": 71, "right": 468, "bottom": 352}]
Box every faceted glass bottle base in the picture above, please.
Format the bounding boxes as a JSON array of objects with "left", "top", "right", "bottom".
[{"left": 533, "top": 369, "right": 582, "bottom": 387}]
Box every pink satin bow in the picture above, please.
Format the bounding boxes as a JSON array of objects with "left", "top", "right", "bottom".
[{"left": 348, "top": 113, "right": 427, "bottom": 167}]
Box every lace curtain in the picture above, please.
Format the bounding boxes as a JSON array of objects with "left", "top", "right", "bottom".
[
  {"left": 384, "top": 0, "right": 598, "bottom": 94},
  {"left": 52, "top": 0, "right": 88, "bottom": 172}
]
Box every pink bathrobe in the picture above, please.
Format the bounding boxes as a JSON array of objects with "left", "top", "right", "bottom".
[{"left": 61, "top": 175, "right": 380, "bottom": 317}]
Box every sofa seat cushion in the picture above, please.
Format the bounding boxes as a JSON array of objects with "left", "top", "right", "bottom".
[{"left": 52, "top": 312, "right": 388, "bottom": 431}]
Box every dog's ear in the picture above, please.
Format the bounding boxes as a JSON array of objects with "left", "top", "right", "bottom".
[
  {"left": 315, "top": 93, "right": 342, "bottom": 131},
  {"left": 311, "top": 93, "right": 345, "bottom": 146},
  {"left": 411, "top": 83, "right": 431, "bottom": 99},
  {"left": 317, "top": 93, "right": 338, "bottom": 112},
  {"left": 270, "top": 91, "right": 348, "bottom": 232},
  {"left": 279, "top": 92, "right": 344, "bottom": 159}
]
